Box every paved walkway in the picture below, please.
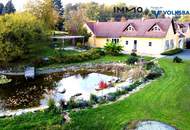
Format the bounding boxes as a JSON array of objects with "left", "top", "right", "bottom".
[{"left": 165, "top": 49, "right": 190, "bottom": 60}]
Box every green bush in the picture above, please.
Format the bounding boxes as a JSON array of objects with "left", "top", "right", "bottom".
[
  {"left": 67, "top": 98, "right": 77, "bottom": 109},
  {"left": 126, "top": 56, "right": 139, "bottom": 65},
  {"left": 76, "top": 42, "right": 83, "bottom": 49},
  {"left": 90, "top": 94, "right": 98, "bottom": 104},
  {"left": 145, "top": 66, "right": 163, "bottom": 80},
  {"left": 54, "top": 48, "right": 102, "bottom": 64},
  {"left": 32, "top": 48, "right": 103, "bottom": 67},
  {"left": 32, "top": 57, "right": 49, "bottom": 67},
  {"left": 59, "top": 99, "right": 67, "bottom": 110},
  {"left": 0, "top": 13, "right": 48, "bottom": 63},
  {"left": 130, "top": 52, "right": 137, "bottom": 57},
  {"left": 47, "top": 98, "right": 59, "bottom": 113},
  {"left": 129, "top": 81, "right": 142, "bottom": 89},
  {"left": 97, "top": 96, "right": 107, "bottom": 104},
  {"left": 173, "top": 56, "right": 183, "bottom": 63},
  {"left": 161, "top": 48, "right": 183, "bottom": 55},
  {"left": 145, "top": 62, "right": 155, "bottom": 70},
  {"left": 104, "top": 42, "right": 123, "bottom": 56},
  {"left": 106, "top": 93, "right": 117, "bottom": 101}
]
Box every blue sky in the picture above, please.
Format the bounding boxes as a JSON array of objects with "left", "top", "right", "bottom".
[{"left": 1, "top": 0, "right": 190, "bottom": 11}]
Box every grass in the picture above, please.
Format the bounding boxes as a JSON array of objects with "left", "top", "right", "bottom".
[
  {"left": 0, "top": 110, "right": 63, "bottom": 130},
  {"left": 63, "top": 60, "right": 190, "bottom": 130},
  {"left": 45, "top": 54, "right": 153, "bottom": 69},
  {"left": 0, "top": 58, "right": 190, "bottom": 130},
  {"left": 63, "top": 59, "right": 190, "bottom": 130}
]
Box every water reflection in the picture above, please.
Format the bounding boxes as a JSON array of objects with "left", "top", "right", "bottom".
[{"left": 40, "top": 73, "right": 118, "bottom": 105}]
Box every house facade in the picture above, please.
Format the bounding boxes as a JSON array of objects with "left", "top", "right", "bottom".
[
  {"left": 84, "top": 18, "right": 182, "bottom": 56},
  {"left": 175, "top": 22, "right": 190, "bottom": 49}
]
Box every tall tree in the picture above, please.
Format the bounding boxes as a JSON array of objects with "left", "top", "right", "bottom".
[
  {"left": 82, "top": 2, "right": 100, "bottom": 21},
  {"left": 4, "top": 0, "right": 16, "bottom": 14},
  {"left": 53, "top": 0, "right": 64, "bottom": 16},
  {"left": 0, "top": 3, "right": 4, "bottom": 15},
  {"left": 53, "top": 0, "right": 64, "bottom": 30},
  {"left": 64, "top": 9, "right": 87, "bottom": 35},
  {"left": 0, "top": 13, "right": 47, "bottom": 63},
  {"left": 25, "top": 0, "right": 58, "bottom": 29}
]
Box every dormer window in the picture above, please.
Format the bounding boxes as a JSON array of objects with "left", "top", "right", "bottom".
[
  {"left": 150, "top": 24, "right": 161, "bottom": 32},
  {"left": 126, "top": 24, "right": 135, "bottom": 31}
]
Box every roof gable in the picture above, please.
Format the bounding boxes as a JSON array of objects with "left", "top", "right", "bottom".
[
  {"left": 123, "top": 23, "right": 136, "bottom": 32},
  {"left": 148, "top": 23, "right": 163, "bottom": 32}
]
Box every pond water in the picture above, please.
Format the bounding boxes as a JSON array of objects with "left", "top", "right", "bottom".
[
  {"left": 0, "top": 70, "right": 117, "bottom": 112},
  {"left": 40, "top": 73, "right": 118, "bottom": 106},
  {"left": 136, "top": 121, "right": 176, "bottom": 130}
]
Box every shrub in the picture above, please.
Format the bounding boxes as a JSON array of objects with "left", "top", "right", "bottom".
[
  {"left": 126, "top": 56, "right": 139, "bottom": 65},
  {"left": 95, "top": 48, "right": 105, "bottom": 56},
  {"left": 145, "top": 66, "right": 163, "bottom": 80},
  {"left": 115, "top": 90, "right": 128, "bottom": 96},
  {"left": 77, "top": 100, "right": 90, "bottom": 109},
  {"left": 104, "top": 42, "right": 123, "bottom": 56},
  {"left": 145, "top": 62, "right": 155, "bottom": 70},
  {"left": 130, "top": 52, "right": 137, "bottom": 57},
  {"left": 129, "top": 81, "right": 142, "bottom": 89},
  {"left": 59, "top": 99, "right": 67, "bottom": 110},
  {"left": 106, "top": 93, "right": 117, "bottom": 101},
  {"left": 97, "top": 96, "right": 107, "bottom": 104},
  {"left": 67, "top": 98, "right": 77, "bottom": 109},
  {"left": 76, "top": 42, "right": 83, "bottom": 49},
  {"left": 32, "top": 57, "right": 49, "bottom": 67},
  {"left": 48, "top": 98, "right": 56, "bottom": 108},
  {"left": 44, "top": 48, "right": 102, "bottom": 66},
  {"left": 90, "top": 94, "right": 98, "bottom": 104},
  {"left": 173, "top": 56, "right": 183, "bottom": 63},
  {"left": 161, "top": 48, "right": 183, "bottom": 55},
  {"left": 47, "top": 98, "right": 59, "bottom": 113}
]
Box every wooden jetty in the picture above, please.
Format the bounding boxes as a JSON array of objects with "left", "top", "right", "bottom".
[{"left": 24, "top": 67, "right": 35, "bottom": 80}]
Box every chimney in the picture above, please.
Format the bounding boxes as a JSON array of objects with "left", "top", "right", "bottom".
[
  {"left": 110, "top": 17, "right": 115, "bottom": 22},
  {"left": 142, "top": 15, "right": 148, "bottom": 22}
]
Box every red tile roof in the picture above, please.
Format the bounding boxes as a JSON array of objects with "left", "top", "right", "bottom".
[{"left": 86, "top": 18, "right": 173, "bottom": 38}]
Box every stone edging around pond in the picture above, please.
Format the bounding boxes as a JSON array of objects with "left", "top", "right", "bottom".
[
  {"left": 0, "top": 106, "right": 48, "bottom": 118},
  {"left": 0, "top": 62, "right": 127, "bottom": 76},
  {"left": 93, "top": 80, "right": 152, "bottom": 108}
]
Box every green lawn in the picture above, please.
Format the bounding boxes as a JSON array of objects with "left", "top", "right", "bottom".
[
  {"left": 0, "top": 58, "right": 190, "bottom": 130},
  {"left": 45, "top": 54, "right": 153, "bottom": 69},
  {"left": 62, "top": 59, "right": 190, "bottom": 130}
]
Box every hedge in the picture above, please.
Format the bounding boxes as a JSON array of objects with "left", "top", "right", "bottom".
[{"left": 161, "top": 48, "right": 183, "bottom": 55}]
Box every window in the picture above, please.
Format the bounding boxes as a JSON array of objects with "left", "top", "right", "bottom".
[
  {"left": 126, "top": 41, "right": 128, "bottom": 45},
  {"left": 112, "top": 38, "right": 119, "bottom": 44},
  {"left": 165, "top": 40, "right": 170, "bottom": 50},
  {"left": 150, "top": 24, "right": 161, "bottom": 32},
  {"left": 149, "top": 42, "right": 152, "bottom": 46},
  {"left": 134, "top": 40, "right": 137, "bottom": 50},
  {"left": 170, "top": 39, "right": 174, "bottom": 49},
  {"left": 126, "top": 24, "right": 135, "bottom": 31},
  {"left": 116, "top": 39, "right": 119, "bottom": 43}
]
